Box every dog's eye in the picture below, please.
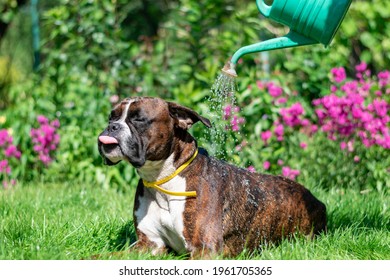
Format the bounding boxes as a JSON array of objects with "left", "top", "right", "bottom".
[{"left": 132, "top": 117, "right": 146, "bottom": 123}]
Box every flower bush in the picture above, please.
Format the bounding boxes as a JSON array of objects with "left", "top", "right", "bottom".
[
  {"left": 30, "top": 115, "right": 60, "bottom": 166},
  {"left": 211, "top": 62, "right": 389, "bottom": 189},
  {"left": 0, "top": 129, "right": 21, "bottom": 188},
  {"left": 0, "top": 115, "right": 61, "bottom": 188},
  {"left": 313, "top": 63, "right": 390, "bottom": 150}
]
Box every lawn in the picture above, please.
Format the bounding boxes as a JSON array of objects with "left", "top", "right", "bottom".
[{"left": 1, "top": 181, "right": 389, "bottom": 260}]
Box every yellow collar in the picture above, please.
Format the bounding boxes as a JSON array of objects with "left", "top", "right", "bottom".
[{"left": 142, "top": 149, "right": 198, "bottom": 197}]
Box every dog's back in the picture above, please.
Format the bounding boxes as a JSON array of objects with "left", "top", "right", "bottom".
[{"left": 183, "top": 152, "right": 327, "bottom": 256}]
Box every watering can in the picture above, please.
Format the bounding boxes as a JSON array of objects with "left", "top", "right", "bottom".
[{"left": 222, "top": 0, "right": 352, "bottom": 77}]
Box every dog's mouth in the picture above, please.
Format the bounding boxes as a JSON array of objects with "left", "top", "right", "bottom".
[
  {"left": 98, "top": 133, "right": 146, "bottom": 168},
  {"left": 98, "top": 135, "right": 123, "bottom": 164},
  {"left": 99, "top": 135, "right": 119, "bottom": 145},
  {"left": 101, "top": 143, "right": 119, "bottom": 153}
]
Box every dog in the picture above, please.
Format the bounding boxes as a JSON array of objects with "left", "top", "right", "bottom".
[{"left": 98, "top": 97, "right": 326, "bottom": 258}]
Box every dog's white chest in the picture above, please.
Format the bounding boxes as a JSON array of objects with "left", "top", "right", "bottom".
[{"left": 134, "top": 176, "right": 188, "bottom": 254}]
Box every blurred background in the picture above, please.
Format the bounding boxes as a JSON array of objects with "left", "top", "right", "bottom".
[{"left": 0, "top": 0, "right": 389, "bottom": 192}]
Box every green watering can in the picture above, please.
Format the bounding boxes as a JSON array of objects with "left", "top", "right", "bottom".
[{"left": 222, "top": 0, "right": 352, "bottom": 77}]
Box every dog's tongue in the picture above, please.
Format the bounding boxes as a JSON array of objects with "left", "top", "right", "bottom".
[{"left": 99, "top": 136, "right": 119, "bottom": 145}]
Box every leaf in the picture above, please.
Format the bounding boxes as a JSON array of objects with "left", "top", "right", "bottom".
[{"left": 360, "top": 32, "right": 378, "bottom": 48}]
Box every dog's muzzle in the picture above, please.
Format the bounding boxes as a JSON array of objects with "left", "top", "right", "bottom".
[{"left": 98, "top": 135, "right": 123, "bottom": 165}]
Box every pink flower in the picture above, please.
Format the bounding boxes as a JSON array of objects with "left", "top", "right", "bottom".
[
  {"left": 109, "top": 95, "right": 119, "bottom": 104},
  {"left": 51, "top": 119, "right": 60, "bottom": 128},
  {"left": 224, "top": 111, "right": 231, "bottom": 121},
  {"left": 256, "top": 80, "right": 266, "bottom": 90},
  {"left": 0, "top": 159, "right": 8, "bottom": 169},
  {"left": 4, "top": 145, "right": 21, "bottom": 159},
  {"left": 300, "top": 142, "right": 307, "bottom": 149},
  {"left": 267, "top": 82, "right": 283, "bottom": 98},
  {"left": 290, "top": 169, "right": 300, "bottom": 180},
  {"left": 247, "top": 166, "right": 256, "bottom": 173},
  {"left": 301, "top": 119, "right": 310, "bottom": 127},
  {"left": 341, "top": 81, "right": 358, "bottom": 94},
  {"left": 0, "top": 129, "right": 12, "bottom": 147},
  {"left": 39, "top": 154, "right": 52, "bottom": 165},
  {"left": 276, "top": 97, "right": 287, "bottom": 104},
  {"left": 2, "top": 178, "right": 17, "bottom": 188},
  {"left": 355, "top": 62, "right": 367, "bottom": 73},
  {"left": 371, "top": 99, "right": 388, "bottom": 117},
  {"left": 0, "top": 160, "right": 11, "bottom": 174},
  {"left": 263, "top": 161, "right": 270, "bottom": 170},
  {"left": 280, "top": 102, "right": 305, "bottom": 127},
  {"left": 378, "top": 70, "right": 390, "bottom": 87},
  {"left": 274, "top": 124, "right": 284, "bottom": 141},
  {"left": 33, "top": 145, "right": 42, "bottom": 152},
  {"left": 331, "top": 67, "right": 346, "bottom": 83},
  {"left": 235, "top": 141, "right": 248, "bottom": 152},
  {"left": 347, "top": 140, "right": 354, "bottom": 152},
  {"left": 282, "top": 166, "right": 290, "bottom": 177},
  {"left": 261, "top": 130, "right": 272, "bottom": 145},
  {"left": 354, "top": 156, "right": 360, "bottom": 162},
  {"left": 310, "top": 124, "right": 318, "bottom": 134},
  {"left": 230, "top": 115, "right": 240, "bottom": 132},
  {"left": 37, "top": 115, "right": 49, "bottom": 125},
  {"left": 277, "top": 159, "right": 284, "bottom": 166},
  {"left": 282, "top": 166, "right": 300, "bottom": 181}
]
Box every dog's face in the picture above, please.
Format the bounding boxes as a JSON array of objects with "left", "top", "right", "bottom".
[{"left": 98, "top": 97, "right": 211, "bottom": 168}]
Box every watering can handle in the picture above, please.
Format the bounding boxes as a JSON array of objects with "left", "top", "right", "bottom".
[{"left": 256, "top": 0, "right": 272, "bottom": 17}]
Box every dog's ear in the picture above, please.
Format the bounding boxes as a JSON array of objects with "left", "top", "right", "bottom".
[{"left": 168, "top": 102, "right": 212, "bottom": 130}]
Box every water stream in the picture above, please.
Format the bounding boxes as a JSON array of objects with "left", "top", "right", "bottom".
[{"left": 206, "top": 72, "right": 238, "bottom": 159}]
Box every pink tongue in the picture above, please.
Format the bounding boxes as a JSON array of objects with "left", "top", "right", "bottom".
[{"left": 99, "top": 136, "right": 119, "bottom": 144}]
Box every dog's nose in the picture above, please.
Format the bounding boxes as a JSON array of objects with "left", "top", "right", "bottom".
[{"left": 109, "top": 123, "right": 120, "bottom": 132}]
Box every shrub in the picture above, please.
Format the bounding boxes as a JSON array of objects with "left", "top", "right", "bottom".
[
  {"left": 220, "top": 62, "right": 389, "bottom": 191},
  {"left": 1, "top": 0, "right": 389, "bottom": 194},
  {"left": 30, "top": 115, "right": 60, "bottom": 166},
  {"left": 313, "top": 63, "right": 389, "bottom": 150}
]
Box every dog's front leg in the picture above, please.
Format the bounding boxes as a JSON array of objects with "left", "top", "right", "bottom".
[{"left": 132, "top": 230, "right": 169, "bottom": 256}]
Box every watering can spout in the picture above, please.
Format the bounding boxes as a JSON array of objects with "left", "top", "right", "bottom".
[
  {"left": 230, "top": 31, "right": 317, "bottom": 65},
  {"left": 221, "top": 61, "right": 238, "bottom": 78}
]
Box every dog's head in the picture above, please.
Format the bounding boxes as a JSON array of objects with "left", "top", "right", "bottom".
[{"left": 98, "top": 97, "right": 211, "bottom": 168}]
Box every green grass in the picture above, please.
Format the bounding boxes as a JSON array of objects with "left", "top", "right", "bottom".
[{"left": 0, "top": 182, "right": 389, "bottom": 260}]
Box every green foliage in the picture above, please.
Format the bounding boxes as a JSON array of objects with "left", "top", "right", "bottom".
[
  {"left": 0, "top": 0, "right": 389, "bottom": 193},
  {"left": 41, "top": 0, "right": 137, "bottom": 99},
  {"left": 0, "top": 3, "right": 32, "bottom": 108},
  {"left": 0, "top": 56, "right": 21, "bottom": 108},
  {"left": 0, "top": 0, "right": 25, "bottom": 24}
]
